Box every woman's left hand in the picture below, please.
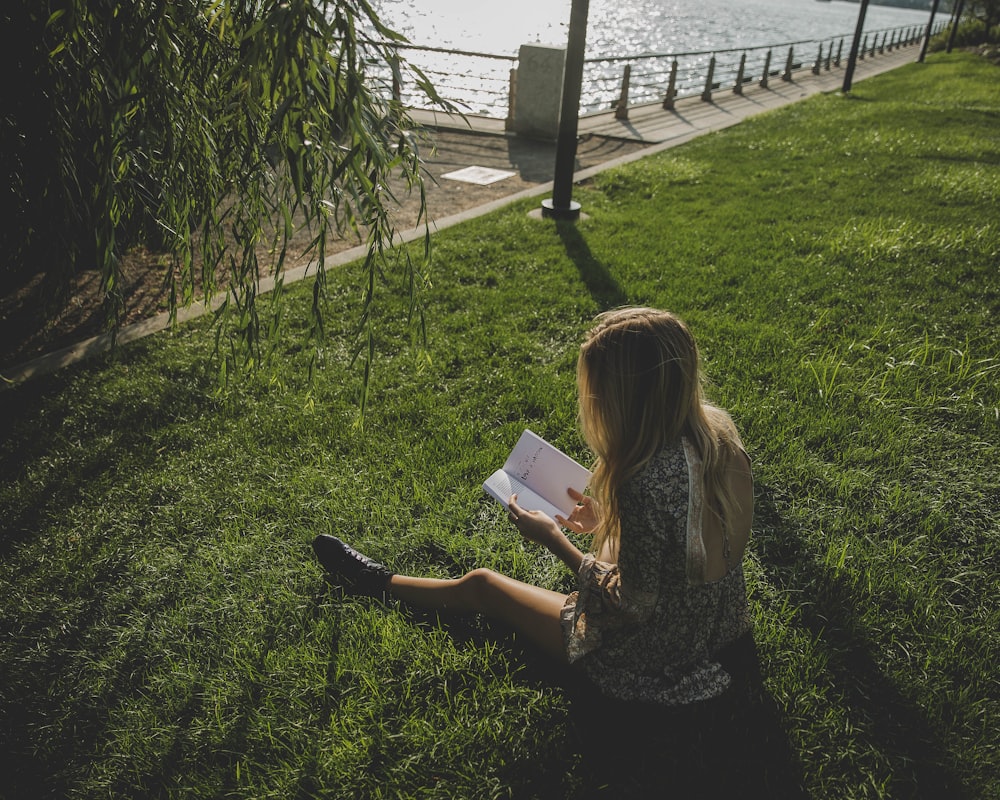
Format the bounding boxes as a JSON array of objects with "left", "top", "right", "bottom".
[{"left": 508, "top": 494, "right": 560, "bottom": 549}]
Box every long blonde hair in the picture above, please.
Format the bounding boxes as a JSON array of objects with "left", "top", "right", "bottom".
[{"left": 577, "top": 308, "right": 744, "bottom": 558}]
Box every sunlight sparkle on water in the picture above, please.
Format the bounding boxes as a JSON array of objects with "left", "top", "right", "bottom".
[
  {"left": 370, "top": 0, "right": 930, "bottom": 114},
  {"left": 372, "top": 0, "right": 571, "bottom": 53},
  {"left": 374, "top": 0, "right": 928, "bottom": 56}
]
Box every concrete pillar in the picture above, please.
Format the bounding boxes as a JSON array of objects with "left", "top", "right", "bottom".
[{"left": 511, "top": 44, "right": 566, "bottom": 140}]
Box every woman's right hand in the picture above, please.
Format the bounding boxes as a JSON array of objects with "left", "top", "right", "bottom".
[{"left": 556, "top": 487, "right": 601, "bottom": 534}]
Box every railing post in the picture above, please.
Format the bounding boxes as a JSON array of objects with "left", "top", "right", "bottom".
[
  {"left": 835, "top": 38, "right": 844, "bottom": 66},
  {"left": 505, "top": 67, "right": 517, "bottom": 132},
  {"left": 734, "top": 52, "right": 746, "bottom": 94},
  {"left": 870, "top": 33, "right": 877, "bottom": 57},
  {"left": 759, "top": 49, "right": 772, "bottom": 88},
  {"left": 390, "top": 52, "right": 401, "bottom": 103},
  {"left": 663, "top": 59, "right": 678, "bottom": 110},
  {"left": 614, "top": 64, "right": 631, "bottom": 120},
  {"left": 782, "top": 46, "right": 794, "bottom": 81},
  {"left": 701, "top": 55, "right": 716, "bottom": 101},
  {"left": 879, "top": 31, "right": 886, "bottom": 53},
  {"left": 812, "top": 43, "right": 822, "bottom": 75},
  {"left": 825, "top": 41, "right": 832, "bottom": 70},
  {"left": 859, "top": 34, "right": 867, "bottom": 60}
]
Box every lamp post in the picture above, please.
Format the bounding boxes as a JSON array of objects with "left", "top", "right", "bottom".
[
  {"left": 541, "top": 0, "right": 590, "bottom": 220},
  {"left": 842, "top": 0, "right": 870, "bottom": 94},
  {"left": 947, "top": 0, "right": 966, "bottom": 53},
  {"left": 919, "top": 0, "right": 942, "bottom": 62}
]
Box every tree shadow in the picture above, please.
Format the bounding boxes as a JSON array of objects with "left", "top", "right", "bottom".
[
  {"left": 505, "top": 134, "right": 643, "bottom": 184},
  {"left": 0, "top": 349, "right": 217, "bottom": 561},
  {"left": 555, "top": 222, "right": 628, "bottom": 310}
]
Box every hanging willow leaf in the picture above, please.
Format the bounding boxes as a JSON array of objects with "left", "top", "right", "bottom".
[{"left": 8, "top": 0, "right": 453, "bottom": 413}]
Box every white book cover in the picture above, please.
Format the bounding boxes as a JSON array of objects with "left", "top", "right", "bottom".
[{"left": 482, "top": 430, "right": 592, "bottom": 522}]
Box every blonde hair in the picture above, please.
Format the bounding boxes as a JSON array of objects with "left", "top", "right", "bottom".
[{"left": 577, "top": 308, "right": 744, "bottom": 558}]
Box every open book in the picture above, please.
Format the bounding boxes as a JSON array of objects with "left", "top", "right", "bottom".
[{"left": 483, "top": 429, "right": 592, "bottom": 522}]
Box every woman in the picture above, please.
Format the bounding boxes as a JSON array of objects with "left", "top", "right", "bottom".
[{"left": 313, "top": 307, "right": 754, "bottom": 706}]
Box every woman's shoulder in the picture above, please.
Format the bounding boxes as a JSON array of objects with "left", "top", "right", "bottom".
[{"left": 701, "top": 405, "right": 751, "bottom": 463}]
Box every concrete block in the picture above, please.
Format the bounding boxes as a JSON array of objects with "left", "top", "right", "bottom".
[{"left": 512, "top": 44, "right": 566, "bottom": 140}]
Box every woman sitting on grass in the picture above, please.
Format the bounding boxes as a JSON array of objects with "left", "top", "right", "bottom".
[{"left": 313, "top": 307, "right": 754, "bottom": 706}]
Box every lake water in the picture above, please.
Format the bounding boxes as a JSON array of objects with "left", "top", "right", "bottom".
[
  {"left": 370, "top": 0, "right": 934, "bottom": 113},
  {"left": 374, "top": 0, "right": 931, "bottom": 56}
]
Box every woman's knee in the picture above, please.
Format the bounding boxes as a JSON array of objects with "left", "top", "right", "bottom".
[{"left": 459, "top": 567, "right": 502, "bottom": 608}]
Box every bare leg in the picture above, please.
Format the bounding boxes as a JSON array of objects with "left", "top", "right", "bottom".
[{"left": 388, "top": 568, "right": 569, "bottom": 663}]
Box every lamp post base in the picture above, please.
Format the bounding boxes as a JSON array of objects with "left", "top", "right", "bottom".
[{"left": 540, "top": 199, "right": 582, "bottom": 221}]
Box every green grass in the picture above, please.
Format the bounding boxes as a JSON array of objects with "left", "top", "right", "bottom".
[{"left": 2, "top": 51, "right": 998, "bottom": 799}]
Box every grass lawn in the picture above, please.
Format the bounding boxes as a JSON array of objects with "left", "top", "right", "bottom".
[{"left": 2, "top": 51, "right": 998, "bottom": 799}]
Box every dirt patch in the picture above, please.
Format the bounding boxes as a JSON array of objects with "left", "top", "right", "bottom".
[{"left": 1, "top": 129, "right": 646, "bottom": 373}]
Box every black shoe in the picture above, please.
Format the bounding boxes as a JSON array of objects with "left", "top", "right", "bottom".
[{"left": 312, "top": 534, "right": 393, "bottom": 597}]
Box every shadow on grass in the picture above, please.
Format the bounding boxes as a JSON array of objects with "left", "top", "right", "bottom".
[
  {"left": 0, "top": 349, "right": 217, "bottom": 561},
  {"left": 333, "top": 590, "right": 807, "bottom": 799},
  {"left": 753, "top": 486, "right": 977, "bottom": 798},
  {"left": 526, "top": 632, "right": 807, "bottom": 798},
  {"left": 555, "top": 222, "right": 628, "bottom": 310}
]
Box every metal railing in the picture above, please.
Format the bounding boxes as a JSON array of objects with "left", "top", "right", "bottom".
[
  {"left": 381, "top": 21, "right": 947, "bottom": 122},
  {"left": 602, "top": 22, "right": 947, "bottom": 118},
  {"left": 382, "top": 43, "right": 516, "bottom": 117}
]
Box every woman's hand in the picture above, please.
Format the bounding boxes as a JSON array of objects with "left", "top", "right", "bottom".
[
  {"left": 509, "top": 493, "right": 587, "bottom": 574},
  {"left": 555, "top": 487, "right": 601, "bottom": 534},
  {"left": 508, "top": 494, "right": 561, "bottom": 549}
]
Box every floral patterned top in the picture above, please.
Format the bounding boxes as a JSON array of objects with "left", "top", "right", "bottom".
[{"left": 559, "top": 438, "right": 752, "bottom": 705}]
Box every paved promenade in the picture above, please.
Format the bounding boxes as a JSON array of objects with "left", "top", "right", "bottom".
[
  {"left": 5, "top": 40, "right": 926, "bottom": 384},
  {"left": 414, "top": 38, "right": 924, "bottom": 146},
  {"left": 404, "top": 39, "right": 925, "bottom": 229}
]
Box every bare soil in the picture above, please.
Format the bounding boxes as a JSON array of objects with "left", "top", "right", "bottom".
[{"left": 1, "top": 130, "right": 647, "bottom": 373}]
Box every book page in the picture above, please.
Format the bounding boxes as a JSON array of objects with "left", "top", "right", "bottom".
[
  {"left": 483, "top": 430, "right": 591, "bottom": 520},
  {"left": 482, "top": 469, "right": 565, "bottom": 522}
]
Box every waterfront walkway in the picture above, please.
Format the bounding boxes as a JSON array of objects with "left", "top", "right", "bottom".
[
  {"left": 5, "top": 40, "right": 926, "bottom": 384},
  {"left": 412, "top": 38, "right": 924, "bottom": 146}
]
